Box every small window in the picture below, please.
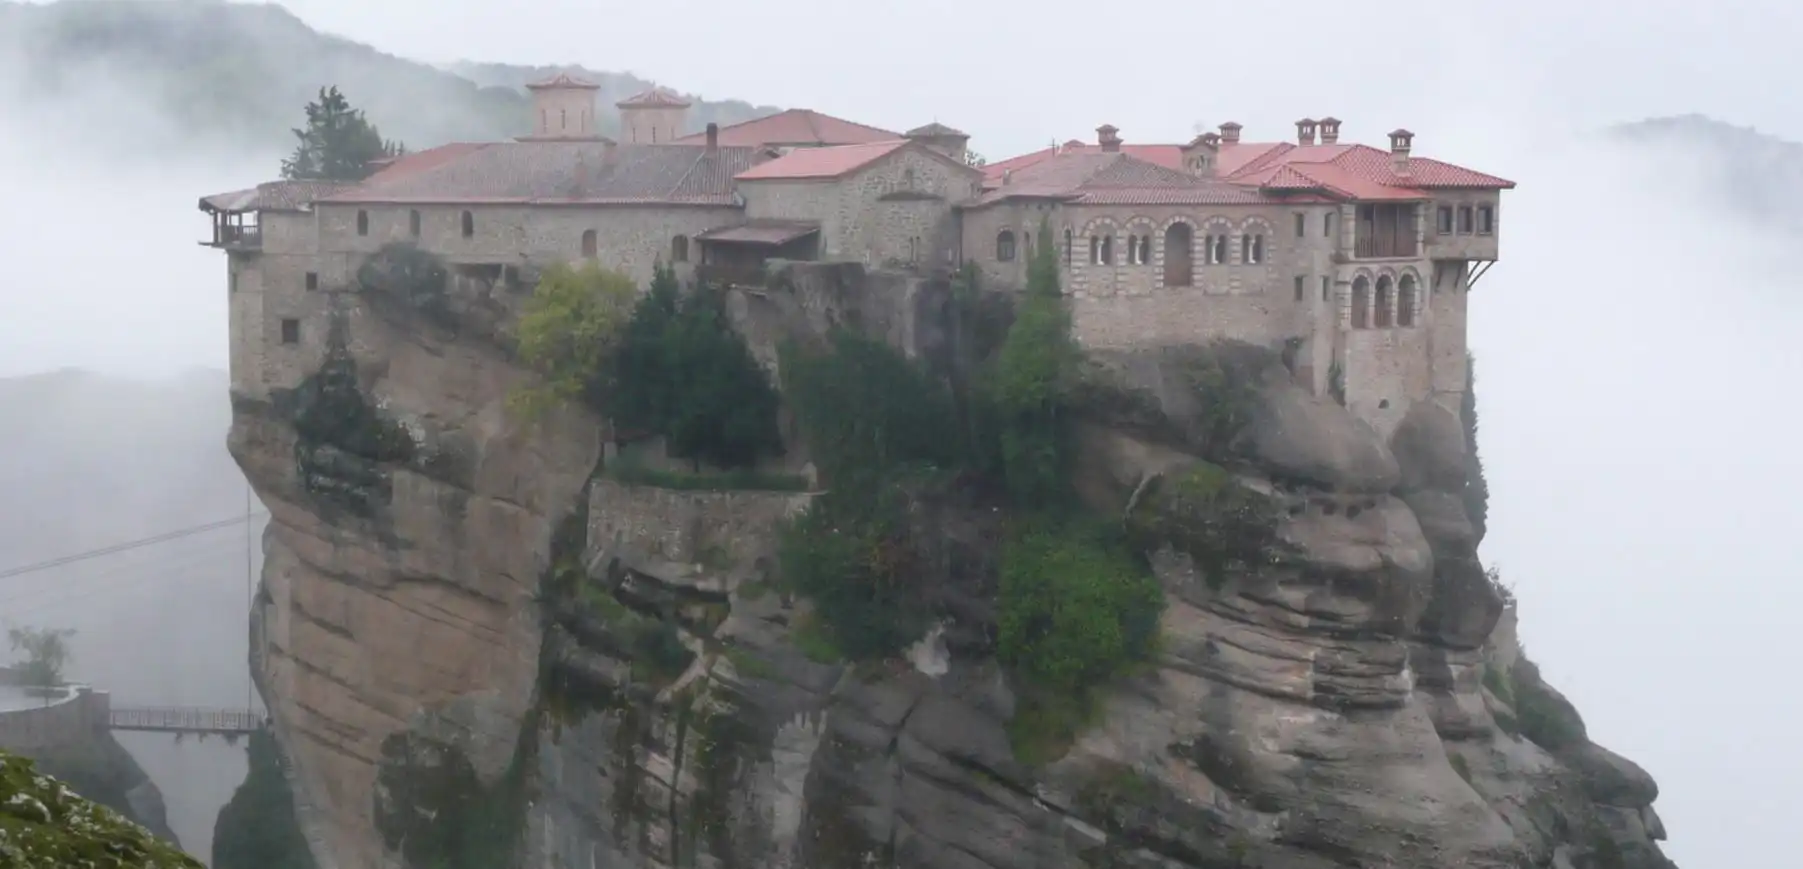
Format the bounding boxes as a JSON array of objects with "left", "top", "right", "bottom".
[
  {"left": 1205, "top": 233, "right": 1228, "bottom": 265},
  {"left": 304, "top": 272, "right": 318, "bottom": 291},
  {"left": 1436, "top": 205, "right": 1454, "bottom": 234},
  {"left": 1090, "top": 234, "right": 1113, "bottom": 266},
  {"left": 1294, "top": 213, "right": 1306, "bottom": 237},
  {"left": 355, "top": 210, "right": 369, "bottom": 236},
  {"left": 996, "top": 230, "right": 1016, "bottom": 262},
  {"left": 1064, "top": 228, "right": 1073, "bottom": 267},
  {"left": 1457, "top": 206, "right": 1474, "bottom": 235},
  {"left": 280, "top": 318, "right": 300, "bottom": 345},
  {"left": 1294, "top": 275, "right": 1305, "bottom": 301},
  {"left": 1136, "top": 234, "right": 1151, "bottom": 265},
  {"left": 1241, "top": 233, "right": 1265, "bottom": 265},
  {"left": 1477, "top": 205, "right": 1495, "bottom": 235},
  {"left": 560, "top": 108, "right": 567, "bottom": 130},
  {"left": 672, "top": 235, "right": 690, "bottom": 263},
  {"left": 1324, "top": 211, "right": 1336, "bottom": 237},
  {"left": 580, "top": 229, "right": 598, "bottom": 259},
  {"left": 460, "top": 210, "right": 475, "bottom": 238},
  {"left": 409, "top": 209, "right": 421, "bottom": 237},
  {"left": 1321, "top": 275, "right": 1331, "bottom": 301}
]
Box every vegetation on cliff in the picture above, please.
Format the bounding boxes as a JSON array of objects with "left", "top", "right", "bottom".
[
  {"left": 510, "top": 261, "right": 638, "bottom": 418},
  {"left": 280, "top": 86, "right": 403, "bottom": 182},
  {"left": 1462, "top": 350, "right": 1491, "bottom": 539},
  {"left": 0, "top": 750, "right": 201, "bottom": 868},
  {"left": 211, "top": 729, "right": 316, "bottom": 869}
]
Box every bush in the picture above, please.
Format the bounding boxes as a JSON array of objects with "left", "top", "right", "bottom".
[
  {"left": 780, "top": 330, "right": 961, "bottom": 483},
  {"left": 777, "top": 483, "right": 932, "bottom": 662},
  {"left": 985, "top": 217, "right": 1082, "bottom": 505},
  {"left": 998, "top": 518, "right": 1164, "bottom": 761},
  {"left": 510, "top": 261, "right": 637, "bottom": 418},
  {"left": 605, "top": 266, "right": 784, "bottom": 470},
  {"left": 1124, "top": 462, "right": 1285, "bottom": 590},
  {"left": 1462, "top": 351, "right": 1490, "bottom": 537}
]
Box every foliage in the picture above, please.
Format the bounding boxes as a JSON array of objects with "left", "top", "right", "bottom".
[
  {"left": 212, "top": 729, "right": 317, "bottom": 869},
  {"left": 372, "top": 731, "right": 530, "bottom": 869},
  {"left": 579, "top": 583, "right": 695, "bottom": 686},
  {"left": 280, "top": 86, "right": 403, "bottom": 181},
  {"left": 1462, "top": 351, "right": 1491, "bottom": 538},
  {"left": 604, "top": 267, "right": 785, "bottom": 470},
  {"left": 964, "top": 150, "right": 988, "bottom": 168},
  {"left": 1125, "top": 462, "right": 1286, "bottom": 590},
  {"left": 987, "top": 218, "right": 1082, "bottom": 505},
  {"left": 602, "top": 455, "right": 809, "bottom": 492},
  {"left": 6, "top": 626, "right": 75, "bottom": 690},
  {"left": 998, "top": 519, "right": 1164, "bottom": 763},
  {"left": 0, "top": 751, "right": 204, "bottom": 867},
  {"left": 509, "top": 261, "right": 638, "bottom": 420},
  {"left": 778, "top": 482, "right": 933, "bottom": 662},
  {"left": 780, "top": 331, "right": 962, "bottom": 483}
]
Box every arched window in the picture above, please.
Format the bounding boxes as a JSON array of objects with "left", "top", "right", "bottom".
[
  {"left": 1124, "top": 234, "right": 1137, "bottom": 264},
  {"left": 1397, "top": 274, "right": 1419, "bottom": 327},
  {"left": 408, "top": 209, "right": 421, "bottom": 237},
  {"left": 902, "top": 168, "right": 917, "bottom": 189},
  {"left": 671, "top": 235, "right": 690, "bottom": 263},
  {"left": 1163, "top": 223, "right": 1193, "bottom": 287},
  {"left": 581, "top": 229, "right": 598, "bottom": 259},
  {"left": 996, "top": 230, "right": 1017, "bottom": 262},
  {"left": 1241, "top": 232, "right": 1265, "bottom": 264},
  {"left": 1205, "top": 232, "right": 1228, "bottom": 265},
  {"left": 1089, "top": 233, "right": 1113, "bottom": 265},
  {"left": 460, "top": 210, "right": 474, "bottom": 238},
  {"left": 1374, "top": 275, "right": 1394, "bottom": 328},
  {"left": 1138, "top": 234, "right": 1151, "bottom": 265},
  {"left": 355, "top": 210, "right": 369, "bottom": 236},
  {"left": 1351, "top": 276, "right": 1370, "bottom": 329}
]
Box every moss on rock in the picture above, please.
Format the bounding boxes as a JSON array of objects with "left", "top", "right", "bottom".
[
  {"left": 1125, "top": 461, "right": 1285, "bottom": 589},
  {"left": 0, "top": 749, "right": 201, "bottom": 868}
]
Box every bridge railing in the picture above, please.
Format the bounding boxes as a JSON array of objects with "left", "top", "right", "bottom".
[{"left": 109, "top": 705, "right": 263, "bottom": 735}]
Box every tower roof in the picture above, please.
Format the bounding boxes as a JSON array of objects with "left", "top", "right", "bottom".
[
  {"left": 526, "top": 72, "right": 600, "bottom": 90},
  {"left": 905, "top": 121, "right": 968, "bottom": 138},
  {"left": 618, "top": 87, "right": 692, "bottom": 108}
]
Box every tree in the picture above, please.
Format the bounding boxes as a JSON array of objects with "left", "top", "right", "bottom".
[
  {"left": 7, "top": 626, "right": 74, "bottom": 692},
  {"left": 990, "top": 218, "right": 1080, "bottom": 504},
  {"left": 659, "top": 284, "right": 784, "bottom": 469},
  {"left": 281, "top": 86, "right": 404, "bottom": 182},
  {"left": 964, "top": 149, "right": 988, "bottom": 168},
  {"left": 510, "top": 262, "right": 638, "bottom": 419},
  {"left": 604, "top": 261, "right": 683, "bottom": 436}
]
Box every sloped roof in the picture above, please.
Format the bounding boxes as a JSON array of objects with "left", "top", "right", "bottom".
[
  {"left": 973, "top": 151, "right": 1271, "bottom": 207},
  {"left": 312, "top": 141, "right": 764, "bottom": 205},
  {"left": 618, "top": 87, "right": 691, "bottom": 108},
  {"left": 526, "top": 72, "right": 599, "bottom": 90},
  {"left": 694, "top": 220, "right": 820, "bottom": 244},
  {"left": 675, "top": 108, "right": 900, "bottom": 148},
  {"left": 198, "top": 180, "right": 358, "bottom": 213},
  {"left": 734, "top": 140, "right": 910, "bottom": 180},
  {"left": 906, "top": 122, "right": 968, "bottom": 138}
]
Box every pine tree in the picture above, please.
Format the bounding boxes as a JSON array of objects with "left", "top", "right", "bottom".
[
  {"left": 662, "top": 284, "right": 783, "bottom": 469},
  {"left": 281, "top": 86, "right": 405, "bottom": 182},
  {"left": 605, "top": 261, "right": 682, "bottom": 435}
]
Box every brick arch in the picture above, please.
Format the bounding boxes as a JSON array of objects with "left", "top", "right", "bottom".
[
  {"left": 1080, "top": 216, "right": 1122, "bottom": 267},
  {"left": 1198, "top": 216, "right": 1234, "bottom": 266},
  {"left": 1237, "top": 216, "right": 1275, "bottom": 265},
  {"left": 1373, "top": 272, "right": 1396, "bottom": 328},
  {"left": 1123, "top": 216, "right": 1157, "bottom": 266},
  {"left": 1158, "top": 217, "right": 1200, "bottom": 288},
  {"left": 1396, "top": 268, "right": 1423, "bottom": 327}
]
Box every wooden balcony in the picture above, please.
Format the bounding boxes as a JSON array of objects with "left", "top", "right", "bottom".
[
  {"left": 204, "top": 222, "right": 262, "bottom": 250},
  {"left": 1353, "top": 235, "right": 1418, "bottom": 259}
]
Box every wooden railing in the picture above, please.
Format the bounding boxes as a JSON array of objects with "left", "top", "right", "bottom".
[
  {"left": 110, "top": 706, "right": 263, "bottom": 735},
  {"left": 211, "top": 224, "right": 262, "bottom": 248},
  {"left": 1353, "top": 235, "right": 1418, "bottom": 259}
]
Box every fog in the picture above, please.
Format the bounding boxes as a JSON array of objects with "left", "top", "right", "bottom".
[{"left": 3, "top": 1, "right": 1799, "bottom": 866}]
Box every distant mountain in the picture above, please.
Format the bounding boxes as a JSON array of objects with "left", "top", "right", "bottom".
[
  {"left": 0, "top": 0, "right": 779, "bottom": 160},
  {"left": 1610, "top": 114, "right": 1803, "bottom": 228}
]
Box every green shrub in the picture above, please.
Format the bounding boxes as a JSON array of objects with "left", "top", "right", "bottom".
[
  {"left": 1125, "top": 462, "right": 1285, "bottom": 590},
  {"left": 986, "top": 218, "right": 1082, "bottom": 505},
  {"left": 998, "top": 518, "right": 1164, "bottom": 762},
  {"left": 1462, "top": 351, "right": 1490, "bottom": 537},
  {"left": 509, "top": 261, "right": 637, "bottom": 419},
  {"left": 777, "top": 484, "right": 931, "bottom": 662},
  {"left": 212, "top": 729, "right": 316, "bottom": 869},
  {"left": 780, "top": 331, "right": 961, "bottom": 482}
]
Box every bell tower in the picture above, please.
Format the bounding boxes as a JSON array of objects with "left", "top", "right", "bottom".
[
  {"left": 522, "top": 72, "right": 602, "bottom": 141},
  {"left": 617, "top": 87, "right": 692, "bottom": 144}
]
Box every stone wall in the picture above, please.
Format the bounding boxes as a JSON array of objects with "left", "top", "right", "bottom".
[
  {"left": 0, "top": 687, "right": 111, "bottom": 754},
  {"left": 742, "top": 145, "right": 977, "bottom": 266},
  {"left": 585, "top": 478, "right": 814, "bottom": 573}
]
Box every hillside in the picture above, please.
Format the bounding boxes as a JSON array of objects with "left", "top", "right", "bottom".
[
  {"left": 0, "top": 0, "right": 779, "bottom": 158},
  {"left": 1611, "top": 114, "right": 1803, "bottom": 229}
]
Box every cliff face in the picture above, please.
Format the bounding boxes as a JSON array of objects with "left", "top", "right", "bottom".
[{"left": 230, "top": 259, "right": 1676, "bottom": 869}]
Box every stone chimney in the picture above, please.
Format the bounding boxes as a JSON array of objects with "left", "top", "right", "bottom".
[
  {"left": 1097, "top": 124, "right": 1122, "bottom": 153},
  {"left": 1318, "top": 116, "right": 1342, "bottom": 145},
  {"left": 522, "top": 72, "right": 602, "bottom": 141},
  {"left": 705, "top": 122, "right": 719, "bottom": 153},
  {"left": 1218, "top": 121, "right": 1242, "bottom": 145},
  {"left": 1295, "top": 118, "right": 1318, "bottom": 146},
  {"left": 1389, "top": 128, "right": 1414, "bottom": 173},
  {"left": 1180, "top": 132, "right": 1221, "bottom": 177}
]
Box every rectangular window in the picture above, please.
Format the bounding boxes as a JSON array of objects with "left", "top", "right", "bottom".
[
  {"left": 1294, "top": 275, "right": 1305, "bottom": 301},
  {"left": 280, "top": 318, "right": 300, "bottom": 345},
  {"left": 1477, "top": 205, "right": 1495, "bottom": 234},
  {"left": 1457, "top": 206, "right": 1474, "bottom": 234},
  {"left": 1294, "top": 213, "right": 1306, "bottom": 237},
  {"left": 304, "top": 272, "right": 318, "bottom": 291},
  {"left": 1323, "top": 211, "right": 1336, "bottom": 238},
  {"left": 1321, "top": 275, "right": 1331, "bottom": 301},
  {"left": 1436, "top": 205, "right": 1454, "bottom": 234}
]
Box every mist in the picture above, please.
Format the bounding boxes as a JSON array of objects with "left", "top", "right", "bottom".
[{"left": 2, "top": 2, "right": 1797, "bottom": 866}]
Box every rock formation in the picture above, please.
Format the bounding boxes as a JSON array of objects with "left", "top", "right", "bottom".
[{"left": 227, "top": 256, "right": 1676, "bottom": 869}]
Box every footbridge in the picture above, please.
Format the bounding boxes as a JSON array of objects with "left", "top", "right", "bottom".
[{"left": 108, "top": 705, "right": 264, "bottom": 736}]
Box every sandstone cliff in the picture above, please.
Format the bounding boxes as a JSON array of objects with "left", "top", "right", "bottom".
[{"left": 228, "top": 257, "right": 1676, "bottom": 869}]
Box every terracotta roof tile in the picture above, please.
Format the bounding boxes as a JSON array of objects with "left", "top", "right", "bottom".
[
  {"left": 526, "top": 72, "right": 599, "bottom": 90},
  {"left": 906, "top": 122, "right": 968, "bottom": 138},
  {"left": 675, "top": 109, "right": 900, "bottom": 148},
  {"left": 973, "top": 151, "right": 1271, "bottom": 207},
  {"left": 734, "top": 140, "right": 910, "bottom": 180},
  {"left": 198, "top": 180, "right": 358, "bottom": 213},
  {"left": 617, "top": 87, "right": 691, "bottom": 108},
  {"left": 694, "top": 220, "right": 820, "bottom": 244},
  {"left": 316, "top": 141, "right": 763, "bottom": 205}
]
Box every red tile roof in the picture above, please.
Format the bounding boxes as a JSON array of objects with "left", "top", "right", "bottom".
[
  {"left": 674, "top": 109, "right": 900, "bottom": 148},
  {"left": 197, "top": 180, "right": 358, "bottom": 214},
  {"left": 311, "top": 141, "right": 764, "bottom": 206},
  {"left": 985, "top": 131, "right": 1514, "bottom": 201},
  {"left": 734, "top": 140, "right": 910, "bottom": 180},
  {"left": 695, "top": 220, "right": 820, "bottom": 244},
  {"left": 526, "top": 72, "right": 599, "bottom": 90},
  {"left": 617, "top": 87, "right": 691, "bottom": 108},
  {"left": 973, "top": 151, "right": 1271, "bottom": 207},
  {"left": 906, "top": 122, "right": 968, "bottom": 138}
]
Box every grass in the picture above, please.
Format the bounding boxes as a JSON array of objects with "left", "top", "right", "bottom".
[{"left": 602, "top": 455, "right": 809, "bottom": 492}]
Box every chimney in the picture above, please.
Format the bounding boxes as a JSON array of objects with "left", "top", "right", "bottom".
[
  {"left": 1096, "top": 124, "right": 1122, "bottom": 153},
  {"left": 1318, "top": 116, "right": 1342, "bottom": 145},
  {"left": 1002, "top": 168, "right": 1013, "bottom": 186},
  {"left": 1295, "top": 118, "right": 1318, "bottom": 146},
  {"left": 705, "top": 122, "right": 719, "bottom": 153},
  {"left": 1218, "top": 121, "right": 1242, "bottom": 145},
  {"left": 1181, "top": 132, "right": 1221, "bottom": 177},
  {"left": 1388, "top": 128, "right": 1414, "bottom": 173}
]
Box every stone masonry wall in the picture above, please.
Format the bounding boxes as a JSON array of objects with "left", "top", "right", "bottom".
[
  {"left": 0, "top": 688, "right": 110, "bottom": 754},
  {"left": 742, "top": 146, "right": 979, "bottom": 266},
  {"left": 585, "top": 478, "right": 814, "bottom": 571}
]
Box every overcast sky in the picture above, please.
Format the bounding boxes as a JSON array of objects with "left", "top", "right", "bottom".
[{"left": 3, "top": 1, "right": 1798, "bottom": 866}]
